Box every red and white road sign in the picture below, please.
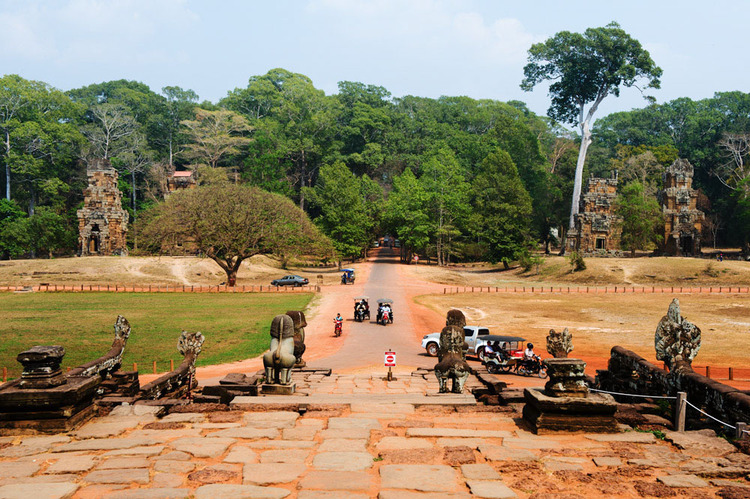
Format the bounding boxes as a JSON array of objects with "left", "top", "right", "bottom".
[{"left": 384, "top": 351, "right": 396, "bottom": 367}]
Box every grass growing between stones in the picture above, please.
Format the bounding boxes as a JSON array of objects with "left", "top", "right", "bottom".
[{"left": 0, "top": 292, "right": 313, "bottom": 377}]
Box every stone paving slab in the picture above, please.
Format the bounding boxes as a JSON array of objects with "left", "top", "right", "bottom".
[
  {"left": 298, "top": 470, "right": 374, "bottom": 490},
  {"left": 665, "top": 430, "right": 738, "bottom": 457},
  {"left": 312, "top": 451, "right": 374, "bottom": 471},
  {"left": 54, "top": 437, "right": 155, "bottom": 452},
  {"left": 84, "top": 468, "right": 150, "bottom": 484},
  {"left": 0, "top": 482, "right": 79, "bottom": 499},
  {"left": 172, "top": 437, "right": 235, "bottom": 457},
  {"left": 460, "top": 464, "right": 501, "bottom": 480},
  {"left": 585, "top": 432, "right": 655, "bottom": 443},
  {"left": 193, "top": 483, "right": 290, "bottom": 499},
  {"left": 259, "top": 449, "right": 310, "bottom": 463},
  {"left": 97, "top": 456, "right": 150, "bottom": 469},
  {"left": 657, "top": 474, "right": 710, "bottom": 487},
  {"left": 0, "top": 462, "right": 39, "bottom": 479},
  {"left": 223, "top": 446, "right": 259, "bottom": 464},
  {"left": 43, "top": 455, "right": 98, "bottom": 474},
  {"left": 379, "top": 492, "right": 471, "bottom": 499},
  {"left": 208, "top": 428, "right": 279, "bottom": 439},
  {"left": 593, "top": 456, "right": 623, "bottom": 467},
  {"left": 318, "top": 438, "right": 368, "bottom": 452},
  {"left": 376, "top": 437, "right": 433, "bottom": 451},
  {"left": 107, "top": 488, "right": 190, "bottom": 498},
  {"left": 466, "top": 480, "right": 518, "bottom": 498},
  {"left": 298, "top": 492, "right": 369, "bottom": 499},
  {"left": 246, "top": 440, "right": 317, "bottom": 449},
  {"left": 380, "top": 465, "right": 461, "bottom": 492},
  {"left": 243, "top": 463, "right": 306, "bottom": 485},
  {"left": 103, "top": 445, "right": 166, "bottom": 456},
  {"left": 406, "top": 428, "right": 512, "bottom": 438},
  {"left": 478, "top": 444, "right": 538, "bottom": 462}
]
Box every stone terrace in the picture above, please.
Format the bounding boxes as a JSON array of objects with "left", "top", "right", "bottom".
[{"left": 0, "top": 372, "right": 749, "bottom": 498}]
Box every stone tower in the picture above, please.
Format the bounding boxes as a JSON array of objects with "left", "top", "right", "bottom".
[
  {"left": 77, "top": 159, "right": 129, "bottom": 256},
  {"left": 566, "top": 174, "right": 621, "bottom": 254},
  {"left": 660, "top": 158, "right": 704, "bottom": 256}
]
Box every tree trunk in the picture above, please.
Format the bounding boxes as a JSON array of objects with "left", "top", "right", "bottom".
[
  {"left": 569, "top": 120, "right": 592, "bottom": 230},
  {"left": 503, "top": 260, "right": 510, "bottom": 270},
  {"left": 4, "top": 130, "right": 10, "bottom": 201}
]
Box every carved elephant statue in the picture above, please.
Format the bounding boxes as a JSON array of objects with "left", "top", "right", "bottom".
[{"left": 263, "top": 314, "right": 296, "bottom": 385}]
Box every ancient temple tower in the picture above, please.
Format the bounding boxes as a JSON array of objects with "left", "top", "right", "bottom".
[
  {"left": 660, "top": 158, "right": 704, "bottom": 256},
  {"left": 566, "top": 174, "right": 622, "bottom": 254},
  {"left": 77, "top": 159, "right": 129, "bottom": 256}
]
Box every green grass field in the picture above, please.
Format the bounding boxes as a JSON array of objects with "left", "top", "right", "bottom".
[{"left": 0, "top": 292, "right": 313, "bottom": 377}]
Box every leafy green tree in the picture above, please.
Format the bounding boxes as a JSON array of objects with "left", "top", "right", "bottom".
[
  {"left": 420, "top": 147, "right": 470, "bottom": 265},
  {"left": 521, "top": 22, "right": 662, "bottom": 233},
  {"left": 223, "top": 69, "right": 341, "bottom": 210},
  {"left": 304, "top": 162, "right": 378, "bottom": 264},
  {"left": 615, "top": 182, "right": 663, "bottom": 256},
  {"left": 140, "top": 184, "right": 332, "bottom": 285},
  {"left": 384, "top": 168, "right": 430, "bottom": 262},
  {"left": 159, "top": 86, "right": 199, "bottom": 167},
  {"left": 473, "top": 149, "right": 533, "bottom": 269},
  {"left": 0, "top": 75, "right": 84, "bottom": 209}
]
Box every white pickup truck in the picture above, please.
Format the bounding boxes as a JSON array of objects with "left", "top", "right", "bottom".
[{"left": 421, "top": 326, "right": 491, "bottom": 358}]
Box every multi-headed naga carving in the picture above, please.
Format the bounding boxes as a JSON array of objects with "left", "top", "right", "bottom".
[
  {"left": 69, "top": 315, "right": 131, "bottom": 378},
  {"left": 263, "top": 314, "right": 296, "bottom": 385},
  {"left": 655, "top": 298, "right": 701, "bottom": 374},
  {"left": 435, "top": 309, "right": 470, "bottom": 393},
  {"left": 286, "top": 310, "right": 307, "bottom": 368},
  {"left": 140, "top": 330, "right": 204, "bottom": 400},
  {"left": 546, "top": 328, "right": 573, "bottom": 358}
]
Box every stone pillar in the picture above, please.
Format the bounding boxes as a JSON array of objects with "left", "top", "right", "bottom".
[{"left": 543, "top": 358, "right": 588, "bottom": 398}]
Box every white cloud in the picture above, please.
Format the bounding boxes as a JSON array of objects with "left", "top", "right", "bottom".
[{"left": 306, "top": 0, "right": 541, "bottom": 66}]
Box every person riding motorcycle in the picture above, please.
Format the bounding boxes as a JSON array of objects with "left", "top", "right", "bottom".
[
  {"left": 333, "top": 313, "right": 343, "bottom": 336},
  {"left": 523, "top": 343, "right": 536, "bottom": 369}
]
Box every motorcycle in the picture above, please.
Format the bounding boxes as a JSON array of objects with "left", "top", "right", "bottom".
[
  {"left": 517, "top": 354, "right": 547, "bottom": 378},
  {"left": 334, "top": 320, "right": 342, "bottom": 337},
  {"left": 380, "top": 309, "right": 390, "bottom": 326},
  {"left": 484, "top": 349, "right": 518, "bottom": 374}
]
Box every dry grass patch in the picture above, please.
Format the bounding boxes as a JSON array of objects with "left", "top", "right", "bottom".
[
  {"left": 408, "top": 256, "right": 750, "bottom": 288},
  {"left": 0, "top": 255, "right": 362, "bottom": 287}
]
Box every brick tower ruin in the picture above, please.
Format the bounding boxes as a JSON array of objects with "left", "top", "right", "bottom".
[
  {"left": 660, "top": 158, "right": 704, "bottom": 256},
  {"left": 77, "top": 159, "right": 129, "bottom": 256},
  {"left": 566, "top": 174, "right": 621, "bottom": 254}
]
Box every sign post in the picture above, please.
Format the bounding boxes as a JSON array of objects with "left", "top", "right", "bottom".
[{"left": 384, "top": 349, "right": 396, "bottom": 381}]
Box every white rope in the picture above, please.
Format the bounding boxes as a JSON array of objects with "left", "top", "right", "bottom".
[
  {"left": 588, "top": 388, "right": 677, "bottom": 400},
  {"left": 684, "top": 399, "right": 737, "bottom": 430}
]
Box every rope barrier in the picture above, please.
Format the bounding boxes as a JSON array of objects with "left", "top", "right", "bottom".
[
  {"left": 588, "top": 387, "right": 677, "bottom": 400},
  {"left": 684, "top": 400, "right": 737, "bottom": 430}
]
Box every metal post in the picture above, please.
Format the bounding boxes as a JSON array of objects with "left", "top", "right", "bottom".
[
  {"left": 736, "top": 422, "right": 747, "bottom": 440},
  {"left": 676, "top": 392, "right": 687, "bottom": 432}
]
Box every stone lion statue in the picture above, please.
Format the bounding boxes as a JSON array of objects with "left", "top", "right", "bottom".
[
  {"left": 655, "top": 298, "right": 701, "bottom": 374},
  {"left": 435, "top": 309, "right": 470, "bottom": 393},
  {"left": 263, "top": 314, "right": 296, "bottom": 385}
]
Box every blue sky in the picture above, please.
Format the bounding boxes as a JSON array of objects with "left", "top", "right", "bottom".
[{"left": 1, "top": 0, "right": 747, "bottom": 122}]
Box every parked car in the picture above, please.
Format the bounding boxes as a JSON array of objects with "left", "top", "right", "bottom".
[
  {"left": 270, "top": 275, "right": 309, "bottom": 287},
  {"left": 421, "top": 326, "right": 491, "bottom": 357}
]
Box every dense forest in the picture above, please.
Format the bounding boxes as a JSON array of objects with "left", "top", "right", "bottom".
[{"left": 1, "top": 68, "right": 749, "bottom": 265}]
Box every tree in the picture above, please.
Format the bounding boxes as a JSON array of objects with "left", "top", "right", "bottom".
[
  {"left": 615, "top": 182, "right": 663, "bottom": 256},
  {"left": 140, "top": 184, "right": 331, "bottom": 285},
  {"left": 473, "top": 149, "right": 533, "bottom": 269},
  {"left": 521, "top": 22, "right": 662, "bottom": 234},
  {"left": 384, "top": 168, "right": 430, "bottom": 262},
  {"left": 304, "top": 162, "right": 377, "bottom": 264},
  {"left": 180, "top": 108, "right": 253, "bottom": 182},
  {"left": 159, "top": 86, "right": 198, "bottom": 167},
  {"left": 420, "top": 147, "right": 470, "bottom": 266},
  {"left": 0, "top": 75, "right": 83, "bottom": 207}
]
